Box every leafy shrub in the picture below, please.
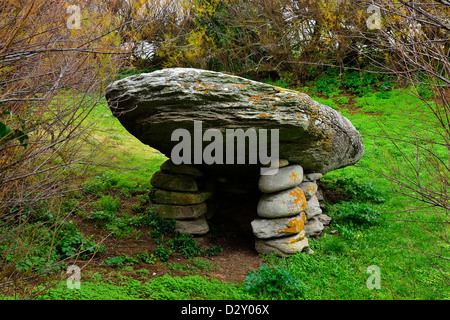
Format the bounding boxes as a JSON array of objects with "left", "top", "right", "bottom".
[
  {"left": 94, "top": 195, "right": 120, "bottom": 213},
  {"left": 342, "top": 71, "right": 394, "bottom": 97},
  {"left": 88, "top": 209, "right": 142, "bottom": 239},
  {"left": 144, "top": 211, "right": 222, "bottom": 261},
  {"left": 375, "top": 90, "right": 393, "bottom": 99},
  {"left": 102, "top": 254, "right": 138, "bottom": 269},
  {"left": 334, "top": 96, "right": 350, "bottom": 106},
  {"left": 330, "top": 177, "right": 385, "bottom": 203},
  {"left": 87, "top": 210, "right": 116, "bottom": 223},
  {"left": 55, "top": 222, "right": 103, "bottom": 259},
  {"left": 5, "top": 221, "right": 103, "bottom": 273},
  {"left": 81, "top": 173, "right": 119, "bottom": 195},
  {"left": 244, "top": 264, "right": 306, "bottom": 299},
  {"left": 136, "top": 251, "right": 157, "bottom": 264},
  {"left": 61, "top": 198, "right": 80, "bottom": 214},
  {"left": 0, "top": 111, "right": 29, "bottom": 148},
  {"left": 103, "top": 252, "right": 156, "bottom": 269},
  {"left": 167, "top": 233, "right": 223, "bottom": 259},
  {"left": 146, "top": 212, "right": 176, "bottom": 240},
  {"left": 105, "top": 221, "right": 137, "bottom": 239},
  {"left": 342, "top": 71, "right": 376, "bottom": 96},
  {"left": 329, "top": 202, "right": 380, "bottom": 227},
  {"left": 204, "top": 245, "right": 223, "bottom": 257},
  {"left": 311, "top": 74, "right": 341, "bottom": 97},
  {"left": 155, "top": 245, "right": 171, "bottom": 262},
  {"left": 167, "top": 233, "right": 203, "bottom": 259}
]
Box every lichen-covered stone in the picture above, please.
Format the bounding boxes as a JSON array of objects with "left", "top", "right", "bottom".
[
  {"left": 105, "top": 68, "right": 364, "bottom": 176},
  {"left": 255, "top": 231, "right": 309, "bottom": 257},
  {"left": 258, "top": 164, "right": 303, "bottom": 193},
  {"left": 304, "top": 216, "right": 324, "bottom": 237},
  {"left": 149, "top": 188, "right": 211, "bottom": 205},
  {"left": 303, "top": 173, "right": 323, "bottom": 182},
  {"left": 257, "top": 186, "right": 307, "bottom": 218},
  {"left": 299, "top": 181, "right": 318, "bottom": 200},
  {"left": 251, "top": 213, "right": 306, "bottom": 239},
  {"left": 153, "top": 203, "right": 207, "bottom": 219},
  {"left": 160, "top": 159, "right": 203, "bottom": 177},
  {"left": 150, "top": 170, "right": 200, "bottom": 192},
  {"left": 263, "top": 158, "right": 289, "bottom": 168},
  {"left": 317, "top": 214, "right": 332, "bottom": 226},
  {"left": 304, "top": 195, "right": 322, "bottom": 219}
]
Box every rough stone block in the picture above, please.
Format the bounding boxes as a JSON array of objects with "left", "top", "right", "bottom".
[
  {"left": 258, "top": 164, "right": 303, "bottom": 193},
  {"left": 255, "top": 231, "right": 309, "bottom": 257},
  {"left": 257, "top": 186, "right": 307, "bottom": 218},
  {"left": 150, "top": 170, "right": 199, "bottom": 192},
  {"left": 175, "top": 215, "right": 209, "bottom": 235},
  {"left": 149, "top": 188, "right": 211, "bottom": 205},
  {"left": 304, "top": 195, "right": 322, "bottom": 219},
  {"left": 153, "top": 203, "right": 207, "bottom": 220},
  {"left": 251, "top": 213, "right": 306, "bottom": 239}
]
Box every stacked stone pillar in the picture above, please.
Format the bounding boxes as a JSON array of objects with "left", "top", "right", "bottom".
[
  {"left": 251, "top": 161, "right": 309, "bottom": 257},
  {"left": 252, "top": 160, "right": 324, "bottom": 257},
  {"left": 149, "top": 158, "right": 327, "bottom": 255},
  {"left": 301, "top": 173, "right": 325, "bottom": 237},
  {"left": 149, "top": 160, "right": 211, "bottom": 235}
]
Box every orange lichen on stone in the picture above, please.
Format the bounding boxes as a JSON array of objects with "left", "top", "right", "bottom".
[
  {"left": 259, "top": 113, "right": 275, "bottom": 118},
  {"left": 248, "top": 95, "right": 262, "bottom": 102},
  {"left": 277, "top": 213, "right": 307, "bottom": 234},
  {"left": 289, "top": 188, "right": 307, "bottom": 207},
  {"left": 194, "top": 82, "right": 217, "bottom": 94},
  {"left": 307, "top": 113, "right": 318, "bottom": 125},
  {"left": 289, "top": 171, "right": 298, "bottom": 182},
  {"left": 306, "top": 184, "right": 316, "bottom": 193},
  {"left": 234, "top": 85, "right": 246, "bottom": 88},
  {"left": 286, "top": 231, "right": 306, "bottom": 245}
]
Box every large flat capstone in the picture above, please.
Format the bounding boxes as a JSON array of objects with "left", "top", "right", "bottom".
[{"left": 105, "top": 68, "right": 364, "bottom": 175}]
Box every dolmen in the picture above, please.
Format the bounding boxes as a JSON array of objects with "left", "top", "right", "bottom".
[{"left": 105, "top": 68, "right": 364, "bottom": 257}]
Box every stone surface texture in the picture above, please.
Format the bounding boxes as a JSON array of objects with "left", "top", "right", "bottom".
[
  {"left": 251, "top": 213, "right": 307, "bottom": 239},
  {"left": 257, "top": 185, "right": 307, "bottom": 218},
  {"left": 255, "top": 231, "right": 309, "bottom": 257},
  {"left": 258, "top": 164, "right": 303, "bottom": 193},
  {"left": 304, "top": 217, "right": 325, "bottom": 237},
  {"left": 105, "top": 68, "right": 364, "bottom": 175}
]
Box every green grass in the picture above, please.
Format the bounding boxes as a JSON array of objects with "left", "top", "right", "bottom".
[
  {"left": 2, "top": 81, "right": 448, "bottom": 300},
  {"left": 36, "top": 274, "right": 253, "bottom": 300}
]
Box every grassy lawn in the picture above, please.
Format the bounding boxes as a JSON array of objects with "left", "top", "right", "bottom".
[{"left": 1, "top": 85, "right": 448, "bottom": 301}]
